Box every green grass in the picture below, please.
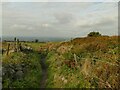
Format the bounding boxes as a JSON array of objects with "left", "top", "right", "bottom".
[
  {"left": 2, "top": 36, "right": 120, "bottom": 88},
  {"left": 25, "top": 42, "right": 45, "bottom": 51}
]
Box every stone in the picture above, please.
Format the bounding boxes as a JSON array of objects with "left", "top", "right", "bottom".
[
  {"left": 16, "top": 64, "right": 22, "bottom": 71},
  {"left": 10, "top": 69, "right": 15, "bottom": 75},
  {"left": 9, "top": 49, "right": 15, "bottom": 53},
  {"left": 2, "top": 67, "right": 7, "bottom": 76},
  {"left": 16, "top": 70, "right": 24, "bottom": 79},
  {"left": 61, "top": 77, "right": 65, "bottom": 81},
  {"left": 64, "top": 79, "right": 67, "bottom": 84}
]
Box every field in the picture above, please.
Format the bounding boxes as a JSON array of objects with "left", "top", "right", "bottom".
[{"left": 2, "top": 36, "right": 120, "bottom": 88}]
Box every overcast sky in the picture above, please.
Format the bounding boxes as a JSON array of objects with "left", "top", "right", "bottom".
[{"left": 2, "top": 2, "right": 118, "bottom": 38}]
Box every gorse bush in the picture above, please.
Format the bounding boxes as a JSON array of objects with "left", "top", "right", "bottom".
[{"left": 87, "top": 31, "right": 102, "bottom": 37}]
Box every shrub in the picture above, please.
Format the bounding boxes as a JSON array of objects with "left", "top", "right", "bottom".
[
  {"left": 35, "top": 39, "right": 39, "bottom": 43},
  {"left": 87, "top": 32, "right": 101, "bottom": 37}
]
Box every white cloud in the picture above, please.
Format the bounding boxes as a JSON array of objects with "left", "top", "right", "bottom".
[
  {"left": 10, "top": 24, "right": 27, "bottom": 29},
  {"left": 41, "top": 23, "right": 51, "bottom": 28},
  {"left": 27, "top": 27, "right": 34, "bottom": 30},
  {"left": 54, "top": 12, "right": 74, "bottom": 24}
]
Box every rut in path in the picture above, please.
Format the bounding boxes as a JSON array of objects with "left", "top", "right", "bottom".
[{"left": 40, "top": 55, "right": 48, "bottom": 88}]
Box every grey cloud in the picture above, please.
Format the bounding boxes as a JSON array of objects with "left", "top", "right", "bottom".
[
  {"left": 54, "top": 12, "right": 74, "bottom": 24},
  {"left": 2, "top": 2, "right": 118, "bottom": 37},
  {"left": 80, "top": 18, "right": 117, "bottom": 28}
]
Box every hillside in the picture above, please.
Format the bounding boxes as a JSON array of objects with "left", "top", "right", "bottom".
[
  {"left": 2, "top": 36, "right": 120, "bottom": 88},
  {"left": 45, "top": 36, "right": 120, "bottom": 88}
]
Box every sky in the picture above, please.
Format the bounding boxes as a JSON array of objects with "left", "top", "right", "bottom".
[
  {"left": 2, "top": 1, "right": 118, "bottom": 38},
  {"left": 1, "top": 0, "right": 120, "bottom": 2}
]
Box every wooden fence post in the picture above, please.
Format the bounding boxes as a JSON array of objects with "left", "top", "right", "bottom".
[
  {"left": 17, "top": 39, "right": 19, "bottom": 52},
  {"left": 14, "top": 37, "right": 17, "bottom": 52},
  {"left": 19, "top": 43, "right": 22, "bottom": 51},
  {"left": 74, "top": 53, "right": 78, "bottom": 64},
  {"left": 6, "top": 43, "right": 10, "bottom": 55}
]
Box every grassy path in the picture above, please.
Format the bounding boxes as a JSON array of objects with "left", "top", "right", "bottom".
[{"left": 40, "top": 54, "right": 48, "bottom": 88}]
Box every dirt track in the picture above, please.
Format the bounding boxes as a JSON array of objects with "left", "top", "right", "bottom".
[{"left": 40, "top": 55, "right": 48, "bottom": 88}]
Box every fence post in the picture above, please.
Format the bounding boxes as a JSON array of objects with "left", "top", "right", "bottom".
[
  {"left": 14, "top": 37, "right": 17, "bottom": 52},
  {"left": 19, "top": 43, "right": 22, "bottom": 51},
  {"left": 17, "top": 39, "right": 19, "bottom": 52},
  {"left": 74, "top": 53, "right": 77, "bottom": 64},
  {"left": 6, "top": 43, "right": 10, "bottom": 55}
]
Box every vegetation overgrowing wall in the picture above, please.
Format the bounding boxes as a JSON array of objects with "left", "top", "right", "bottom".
[{"left": 2, "top": 42, "right": 42, "bottom": 88}]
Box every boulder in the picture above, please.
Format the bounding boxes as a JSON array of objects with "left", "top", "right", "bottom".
[
  {"left": 2, "top": 67, "right": 6, "bottom": 76},
  {"left": 16, "top": 64, "right": 22, "bottom": 71},
  {"left": 15, "top": 70, "right": 24, "bottom": 79},
  {"left": 9, "top": 49, "right": 16, "bottom": 54}
]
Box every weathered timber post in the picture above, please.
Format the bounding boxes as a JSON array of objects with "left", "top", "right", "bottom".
[
  {"left": 16, "top": 39, "right": 20, "bottom": 52},
  {"left": 6, "top": 43, "right": 10, "bottom": 55},
  {"left": 14, "top": 37, "right": 17, "bottom": 52},
  {"left": 74, "top": 53, "right": 78, "bottom": 64},
  {"left": 19, "top": 43, "right": 22, "bottom": 51}
]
